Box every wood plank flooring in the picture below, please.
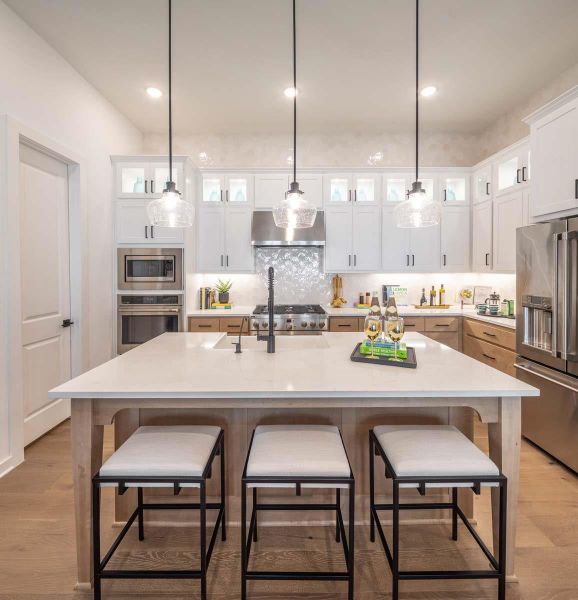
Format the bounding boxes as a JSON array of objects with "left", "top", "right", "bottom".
[{"left": 1, "top": 420, "right": 577, "bottom": 599}]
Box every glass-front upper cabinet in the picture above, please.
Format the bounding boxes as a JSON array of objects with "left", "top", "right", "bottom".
[
  {"left": 324, "top": 173, "right": 380, "bottom": 206},
  {"left": 116, "top": 162, "right": 150, "bottom": 198},
  {"left": 324, "top": 174, "right": 352, "bottom": 205},
  {"left": 150, "top": 165, "right": 182, "bottom": 198},
  {"left": 352, "top": 174, "right": 379, "bottom": 204},
  {"left": 473, "top": 164, "right": 492, "bottom": 203},
  {"left": 439, "top": 172, "right": 469, "bottom": 204},
  {"left": 201, "top": 174, "right": 253, "bottom": 207},
  {"left": 493, "top": 142, "right": 530, "bottom": 197},
  {"left": 383, "top": 174, "right": 410, "bottom": 203}
]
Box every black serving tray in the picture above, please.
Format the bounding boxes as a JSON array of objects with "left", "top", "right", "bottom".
[{"left": 350, "top": 343, "right": 417, "bottom": 369}]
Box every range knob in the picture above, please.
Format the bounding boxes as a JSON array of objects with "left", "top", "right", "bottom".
[
  {"left": 309, "top": 322, "right": 317, "bottom": 328},
  {"left": 318, "top": 320, "right": 326, "bottom": 329},
  {"left": 262, "top": 321, "right": 268, "bottom": 329},
  {"left": 301, "top": 321, "right": 308, "bottom": 328},
  {"left": 273, "top": 322, "right": 278, "bottom": 329}
]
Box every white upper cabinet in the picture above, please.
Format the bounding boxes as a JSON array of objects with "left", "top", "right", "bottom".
[
  {"left": 473, "top": 164, "right": 492, "bottom": 203},
  {"left": 440, "top": 206, "right": 470, "bottom": 271},
  {"left": 439, "top": 172, "right": 469, "bottom": 205},
  {"left": 525, "top": 89, "right": 578, "bottom": 219},
  {"left": 116, "top": 200, "right": 184, "bottom": 244},
  {"left": 254, "top": 173, "right": 289, "bottom": 209},
  {"left": 224, "top": 207, "right": 254, "bottom": 272},
  {"left": 201, "top": 174, "right": 253, "bottom": 207},
  {"left": 324, "top": 206, "right": 354, "bottom": 272},
  {"left": 351, "top": 205, "right": 381, "bottom": 270},
  {"left": 293, "top": 174, "right": 323, "bottom": 208},
  {"left": 410, "top": 225, "right": 441, "bottom": 272},
  {"left": 493, "top": 190, "right": 528, "bottom": 273},
  {"left": 472, "top": 199, "right": 493, "bottom": 271},
  {"left": 115, "top": 161, "right": 183, "bottom": 199},
  {"left": 383, "top": 173, "right": 411, "bottom": 203},
  {"left": 352, "top": 174, "right": 380, "bottom": 204},
  {"left": 196, "top": 205, "right": 226, "bottom": 272},
  {"left": 382, "top": 206, "right": 411, "bottom": 271},
  {"left": 324, "top": 173, "right": 380, "bottom": 206},
  {"left": 492, "top": 141, "right": 530, "bottom": 197}
]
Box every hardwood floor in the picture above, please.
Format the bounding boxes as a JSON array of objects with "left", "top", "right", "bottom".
[{"left": 0, "top": 420, "right": 577, "bottom": 599}]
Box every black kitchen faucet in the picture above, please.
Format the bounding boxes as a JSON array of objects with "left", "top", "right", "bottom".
[{"left": 257, "top": 267, "right": 276, "bottom": 353}]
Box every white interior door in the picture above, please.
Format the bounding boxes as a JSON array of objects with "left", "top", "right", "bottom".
[{"left": 19, "top": 144, "right": 72, "bottom": 445}]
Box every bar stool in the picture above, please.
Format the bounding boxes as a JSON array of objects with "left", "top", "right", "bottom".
[
  {"left": 241, "top": 424, "right": 355, "bottom": 599},
  {"left": 369, "top": 425, "right": 507, "bottom": 600},
  {"left": 92, "top": 425, "right": 226, "bottom": 600}
]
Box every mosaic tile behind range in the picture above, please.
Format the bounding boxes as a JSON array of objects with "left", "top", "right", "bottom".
[{"left": 255, "top": 248, "right": 332, "bottom": 304}]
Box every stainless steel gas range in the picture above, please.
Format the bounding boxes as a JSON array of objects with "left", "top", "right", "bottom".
[{"left": 250, "top": 304, "right": 327, "bottom": 335}]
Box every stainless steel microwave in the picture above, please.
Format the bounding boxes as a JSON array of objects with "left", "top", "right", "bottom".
[{"left": 117, "top": 248, "right": 183, "bottom": 291}]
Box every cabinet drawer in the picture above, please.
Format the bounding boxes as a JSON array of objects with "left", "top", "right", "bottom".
[
  {"left": 220, "top": 317, "right": 250, "bottom": 335},
  {"left": 188, "top": 317, "right": 220, "bottom": 332},
  {"left": 422, "top": 331, "right": 460, "bottom": 351},
  {"left": 463, "top": 334, "right": 516, "bottom": 377},
  {"left": 329, "top": 317, "right": 360, "bottom": 332},
  {"left": 401, "top": 317, "right": 425, "bottom": 332},
  {"left": 424, "top": 316, "right": 459, "bottom": 332},
  {"left": 463, "top": 318, "right": 515, "bottom": 351}
]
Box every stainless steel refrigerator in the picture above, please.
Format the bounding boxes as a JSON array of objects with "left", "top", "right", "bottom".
[{"left": 516, "top": 218, "right": 578, "bottom": 472}]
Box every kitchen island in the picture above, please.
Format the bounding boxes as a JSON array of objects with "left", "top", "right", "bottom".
[{"left": 49, "top": 331, "right": 538, "bottom": 589}]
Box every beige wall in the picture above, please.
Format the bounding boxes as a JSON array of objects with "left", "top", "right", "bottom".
[{"left": 477, "top": 61, "right": 578, "bottom": 163}]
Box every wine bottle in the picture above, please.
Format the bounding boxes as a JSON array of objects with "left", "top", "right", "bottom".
[
  {"left": 429, "top": 285, "right": 436, "bottom": 306},
  {"left": 439, "top": 283, "right": 446, "bottom": 305},
  {"left": 420, "top": 288, "right": 427, "bottom": 306}
]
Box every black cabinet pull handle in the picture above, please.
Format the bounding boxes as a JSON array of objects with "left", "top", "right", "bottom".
[
  {"left": 220, "top": 190, "right": 223, "bottom": 202},
  {"left": 220, "top": 255, "right": 224, "bottom": 267},
  {"left": 483, "top": 331, "right": 497, "bottom": 337},
  {"left": 226, "top": 189, "right": 229, "bottom": 202},
  {"left": 354, "top": 254, "right": 357, "bottom": 266},
  {"left": 144, "top": 179, "right": 148, "bottom": 194},
  {"left": 522, "top": 166, "right": 527, "bottom": 182},
  {"left": 145, "top": 226, "right": 148, "bottom": 239},
  {"left": 151, "top": 179, "right": 155, "bottom": 193},
  {"left": 486, "top": 182, "right": 490, "bottom": 195},
  {"left": 435, "top": 323, "right": 450, "bottom": 327},
  {"left": 575, "top": 179, "right": 578, "bottom": 199},
  {"left": 485, "top": 252, "right": 489, "bottom": 266},
  {"left": 516, "top": 169, "right": 521, "bottom": 184},
  {"left": 354, "top": 189, "right": 357, "bottom": 202},
  {"left": 226, "top": 255, "right": 229, "bottom": 267},
  {"left": 412, "top": 254, "right": 415, "bottom": 266},
  {"left": 150, "top": 225, "right": 154, "bottom": 238},
  {"left": 348, "top": 190, "right": 352, "bottom": 202},
  {"left": 348, "top": 254, "right": 351, "bottom": 267},
  {"left": 482, "top": 353, "right": 496, "bottom": 361},
  {"left": 443, "top": 189, "right": 447, "bottom": 202},
  {"left": 443, "top": 254, "right": 447, "bottom": 266},
  {"left": 406, "top": 254, "right": 410, "bottom": 267}
]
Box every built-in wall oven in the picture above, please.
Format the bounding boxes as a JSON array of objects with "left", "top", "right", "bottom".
[
  {"left": 118, "top": 248, "right": 183, "bottom": 291},
  {"left": 117, "top": 294, "right": 184, "bottom": 354}
]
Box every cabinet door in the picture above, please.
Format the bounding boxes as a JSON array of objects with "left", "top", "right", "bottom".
[
  {"left": 150, "top": 163, "right": 183, "bottom": 198},
  {"left": 352, "top": 205, "right": 381, "bottom": 271},
  {"left": 410, "top": 225, "right": 441, "bottom": 271},
  {"left": 116, "top": 162, "right": 150, "bottom": 198},
  {"left": 383, "top": 173, "right": 411, "bottom": 204},
  {"left": 439, "top": 173, "right": 469, "bottom": 205},
  {"left": 225, "top": 207, "right": 254, "bottom": 272},
  {"left": 440, "top": 206, "right": 470, "bottom": 271},
  {"left": 381, "top": 207, "right": 411, "bottom": 271},
  {"left": 473, "top": 165, "right": 492, "bottom": 203},
  {"left": 493, "top": 190, "right": 525, "bottom": 273},
  {"left": 116, "top": 200, "right": 150, "bottom": 243},
  {"left": 254, "top": 173, "right": 289, "bottom": 209},
  {"left": 531, "top": 99, "right": 578, "bottom": 218},
  {"left": 353, "top": 174, "right": 380, "bottom": 205},
  {"left": 197, "top": 206, "right": 226, "bottom": 272},
  {"left": 493, "top": 143, "right": 529, "bottom": 197},
  {"left": 324, "top": 207, "right": 353, "bottom": 272},
  {"left": 147, "top": 223, "right": 184, "bottom": 244},
  {"left": 297, "top": 174, "right": 323, "bottom": 208},
  {"left": 324, "top": 174, "right": 352, "bottom": 206},
  {"left": 225, "top": 174, "right": 253, "bottom": 207},
  {"left": 472, "top": 199, "right": 493, "bottom": 271},
  {"left": 201, "top": 174, "right": 225, "bottom": 206}
]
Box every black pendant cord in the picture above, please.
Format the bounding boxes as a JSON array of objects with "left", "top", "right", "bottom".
[
  {"left": 415, "top": 0, "right": 419, "bottom": 184},
  {"left": 292, "top": 0, "right": 297, "bottom": 185},
  {"left": 168, "top": 0, "right": 173, "bottom": 184}
]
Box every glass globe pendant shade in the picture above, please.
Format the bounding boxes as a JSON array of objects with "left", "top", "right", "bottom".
[
  {"left": 147, "top": 180, "right": 194, "bottom": 228},
  {"left": 394, "top": 180, "right": 441, "bottom": 228},
  {"left": 273, "top": 181, "right": 317, "bottom": 229}
]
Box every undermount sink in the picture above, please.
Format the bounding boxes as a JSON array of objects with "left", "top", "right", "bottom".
[{"left": 212, "top": 334, "right": 329, "bottom": 351}]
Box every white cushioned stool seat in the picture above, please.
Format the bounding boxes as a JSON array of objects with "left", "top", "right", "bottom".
[
  {"left": 246, "top": 425, "right": 351, "bottom": 487},
  {"left": 373, "top": 425, "right": 499, "bottom": 488},
  {"left": 99, "top": 425, "right": 221, "bottom": 488}
]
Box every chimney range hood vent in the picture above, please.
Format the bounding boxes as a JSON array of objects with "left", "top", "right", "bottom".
[{"left": 251, "top": 210, "right": 325, "bottom": 247}]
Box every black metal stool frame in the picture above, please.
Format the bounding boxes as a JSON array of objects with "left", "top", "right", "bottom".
[
  {"left": 92, "top": 429, "right": 226, "bottom": 600},
  {"left": 369, "top": 429, "right": 507, "bottom": 600},
  {"left": 241, "top": 429, "right": 355, "bottom": 600}
]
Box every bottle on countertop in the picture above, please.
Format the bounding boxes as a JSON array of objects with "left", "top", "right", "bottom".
[
  {"left": 439, "top": 283, "right": 446, "bottom": 306},
  {"left": 371, "top": 291, "right": 380, "bottom": 309},
  {"left": 365, "top": 291, "right": 371, "bottom": 305},
  {"left": 429, "top": 285, "right": 436, "bottom": 306},
  {"left": 420, "top": 288, "right": 427, "bottom": 306},
  {"left": 359, "top": 292, "right": 365, "bottom": 305}
]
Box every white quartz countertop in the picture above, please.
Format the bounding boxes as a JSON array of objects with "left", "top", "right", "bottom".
[
  {"left": 187, "top": 304, "right": 516, "bottom": 330},
  {"left": 50, "top": 331, "right": 535, "bottom": 400}
]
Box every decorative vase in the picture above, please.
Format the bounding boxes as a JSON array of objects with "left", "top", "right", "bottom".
[{"left": 218, "top": 292, "right": 229, "bottom": 304}]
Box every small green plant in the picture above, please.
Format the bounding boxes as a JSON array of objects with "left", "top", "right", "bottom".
[{"left": 215, "top": 279, "right": 233, "bottom": 294}]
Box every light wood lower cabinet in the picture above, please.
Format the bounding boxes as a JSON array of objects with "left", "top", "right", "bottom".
[
  {"left": 328, "top": 317, "right": 360, "bottom": 332},
  {"left": 188, "top": 316, "right": 250, "bottom": 334},
  {"left": 462, "top": 318, "right": 516, "bottom": 376},
  {"left": 463, "top": 318, "right": 515, "bottom": 351}
]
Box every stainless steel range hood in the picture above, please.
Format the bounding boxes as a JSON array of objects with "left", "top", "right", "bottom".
[{"left": 251, "top": 210, "right": 325, "bottom": 247}]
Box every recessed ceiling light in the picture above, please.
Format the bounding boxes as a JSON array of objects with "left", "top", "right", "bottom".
[
  {"left": 420, "top": 85, "right": 437, "bottom": 97},
  {"left": 283, "top": 87, "right": 299, "bottom": 98},
  {"left": 146, "top": 87, "right": 163, "bottom": 98}
]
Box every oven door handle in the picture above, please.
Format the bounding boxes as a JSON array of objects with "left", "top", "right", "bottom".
[{"left": 118, "top": 308, "right": 181, "bottom": 314}]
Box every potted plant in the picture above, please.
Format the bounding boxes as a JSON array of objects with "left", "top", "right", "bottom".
[{"left": 215, "top": 279, "right": 232, "bottom": 304}]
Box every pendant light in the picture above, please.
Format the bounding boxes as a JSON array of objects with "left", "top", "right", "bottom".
[
  {"left": 147, "top": 0, "right": 194, "bottom": 228},
  {"left": 394, "top": 0, "right": 441, "bottom": 229},
  {"left": 272, "top": 0, "right": 317, "bottom": 229}
]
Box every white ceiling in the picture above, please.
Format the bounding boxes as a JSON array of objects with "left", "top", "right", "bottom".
[{"left": 6, "top": 0, "right": 578, "bottom": 135}]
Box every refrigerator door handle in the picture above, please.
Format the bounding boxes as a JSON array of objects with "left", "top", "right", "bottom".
[
  {"left": 552, "top": 232, "right": 562, "bottom": 357},
  {"left": 515, "top": 359, "right": 578, "bottom": 393},
  {"left": 562, "top": 230, "right": 578, "bottom": 361}
]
